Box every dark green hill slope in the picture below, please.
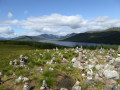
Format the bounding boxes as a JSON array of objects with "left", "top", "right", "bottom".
[{"left": 62, "top": 27, "right": 120, "bottom": 44}]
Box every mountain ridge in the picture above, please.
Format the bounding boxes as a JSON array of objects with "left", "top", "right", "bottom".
[{"left": 11, "top": 33, "right": 77, "bottom": 41}]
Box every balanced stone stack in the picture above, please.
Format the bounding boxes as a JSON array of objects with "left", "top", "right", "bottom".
[
  {"left": 40, "top": 80, "right": 49, "bottom": 90},
  {"left": 23, "top": 82, "right": 30, "bottom": 90},
  {"left": 0, "top": 72, "right": 2, "bottom": 84},
  {"left": 9, "top": 61, "right": 13, "bottom": 65},
  {"left": 14, "top": 59, "right": 17, "bottom": 66},
  {"left": 20, "top": 60, "right": 24, "bottom": 67},
  {"left": 118, "top": 46, "right": 120, "bottom": 54}
]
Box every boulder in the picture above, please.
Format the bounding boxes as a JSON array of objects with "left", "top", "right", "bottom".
[
  {"left": 104, "top": 70, "right": 119, "bottom": 79},
  {"left": 115, "top": 57, "right": 120, "bottom": 62}
]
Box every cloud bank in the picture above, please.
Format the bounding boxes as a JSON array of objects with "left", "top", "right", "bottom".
[
  {"left": 0, "top": 14, "right": 120, "bottom": 38},
  {"left": 0, "top": 27, "right": 14, "bottom": 38},
  {"left": 8, "top": 12, "right": 13, "bottom": 18}
]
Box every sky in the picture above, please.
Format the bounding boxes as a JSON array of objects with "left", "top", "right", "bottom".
[{"left": 0, "top": 0, "right": 120, "bottom": 38}]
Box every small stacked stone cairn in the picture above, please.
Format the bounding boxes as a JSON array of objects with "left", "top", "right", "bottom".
[
  {"left": 9, "top": 61, "right": 13, "bottom": 65},
  {"left": 40, "top": 80, "right": 49, "bottom": 90},
  {"left": 23, "top": 82, "right": 30, "bottom": 90},
  {"left": 118, "top": 45, "right": 120, "bottom": 54},
  {"left": 13, "top": 59, "right": 18, "bottom": 66},
  {"left": 0, "top": 72, "right": 2, "bottom": 84},
  {"left": 20, "top": 55, "right": 28, "bottom": 67}
]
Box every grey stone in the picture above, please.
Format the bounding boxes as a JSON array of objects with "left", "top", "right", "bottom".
[
  {"left": 72, "top": 81, "right": 81, "bottom": 90},
  {"left": 104, "top": 70, "right": 119, "bottom": 79},
  {"left": 0, "top": 72, "right": 2, "bottom": 84}
]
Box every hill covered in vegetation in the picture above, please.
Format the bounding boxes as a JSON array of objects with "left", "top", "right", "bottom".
[
  {"left": 11, "top": 33, "right": 77, "bottom": 41},
  {"left": 62, "top": 27, "right": 120, "bottom": 45}
]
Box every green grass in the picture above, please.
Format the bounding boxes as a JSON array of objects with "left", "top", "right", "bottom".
[{"left": 0, "top": 40, "right": 118, "bottom": 90}]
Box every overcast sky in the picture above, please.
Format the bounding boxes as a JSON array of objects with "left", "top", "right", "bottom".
[{"left": 0, "top": 0, "right": 120, "bottom": 38}]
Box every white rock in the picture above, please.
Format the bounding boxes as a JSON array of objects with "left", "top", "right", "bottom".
[
  {"left": 115, "top": 57, "right": 120, "bottom": 62},
  {"left": 72, "top": 61, "right": 81, "bottom": 68},
  {"left": 109, "top": 59, "right": 114, "bottom": 64},
  {"left": 82, "top": 73, "right": 85, "bottom": 77},
  {"left": 87, "top": 76, "right": 92, "bottom": 80},
  {"left": 72, "top": 81, "right": 81, "bottom": 90},
  {"left": 49, "top": 67, "right": 54, "bottom": 71},
  {"left": 72, "top": 57, "right": 77, "bottom": 63},
  {"left": 117, "top": 54, "right": 120, "bottom": 57},
  {"left": 104, "top": 70, "right": 119, "bottom": 79},
  {"left": 15, "top": 75, "right": 23, "bottom": 84},
  {"left": 95, "top": 64, "right": 103, "bottom": 70},
  {"left": 88, "top": 65, "right": 95, "bottom": 70},
  {"left": 22, "top": 77, "right": 29, "bottom": 82}
]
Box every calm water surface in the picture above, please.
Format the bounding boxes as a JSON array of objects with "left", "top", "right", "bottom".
[{"left": 39, "top": 40, "right": 108, "bottom": 47}]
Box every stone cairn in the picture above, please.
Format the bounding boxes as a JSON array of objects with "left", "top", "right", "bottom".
[
  {"left": 13, "top": 59, "right": 18, "bottom": 66},
  {"left": 23, "top": 82, "right": 30, "bottom": 90},
  {"left": 118, "top": 46, "right": 120, "bottom": 54},
  {"left": 40, "top": 80, "right": 49, "bottom": 90},
  {"left": 20, "top": 55, "right": 28, "bottom": 67},
  {"left": 0, "top": 72, "right": 2, "bottom": 84}
]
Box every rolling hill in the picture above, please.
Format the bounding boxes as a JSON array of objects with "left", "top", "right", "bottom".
[
  {"left": 12, "top": 35, "right": 47, "bottom": 41},
  {"left": 12, "top": 33, "right": 77, "bottom": 41},
  {"left": 62, "top": 27, "right": 120, "bottom": 45}
]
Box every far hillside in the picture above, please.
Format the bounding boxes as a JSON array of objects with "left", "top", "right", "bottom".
[
  {"left": 11, "top": 33, "right": 77, "bottom": 41},
  {"left": 62, "top": 27, "right": 120, "bottom": 45}
]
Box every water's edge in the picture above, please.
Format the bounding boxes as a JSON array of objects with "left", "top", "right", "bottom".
[{"left": 39, "top": 40, "right": 110, "bottom": 47}]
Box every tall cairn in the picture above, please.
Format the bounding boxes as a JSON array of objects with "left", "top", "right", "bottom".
[
  {"left": 118, "top": 45, "right": 120, "bottom": 54},
  {"left": 78, "top": 51, "right": 82, "bottom": 60},
  {"left": 0, "top": 72, "right": 2, "bottom": 84}
]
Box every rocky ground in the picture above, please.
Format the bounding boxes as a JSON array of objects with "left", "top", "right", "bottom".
[{"left": 0, "top": 46, "right": 120, "bottom": 90}]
